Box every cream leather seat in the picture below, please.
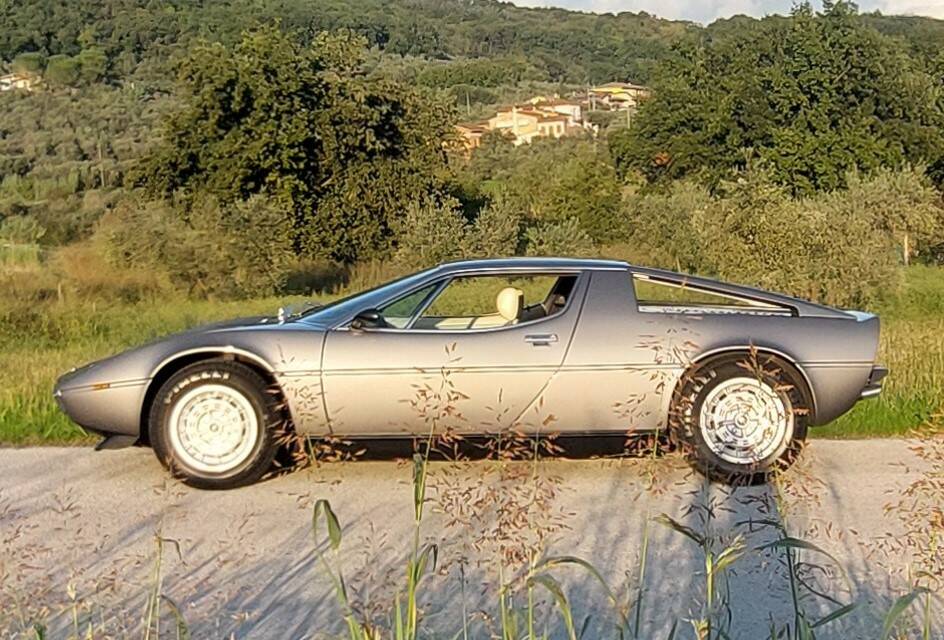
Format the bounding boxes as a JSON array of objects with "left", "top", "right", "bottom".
[
  {"left": 495, "top": 287, "right": 524, "bottom": 324},
  {"left": 418, "top": 286, "right": 525, "bottom": 330}
]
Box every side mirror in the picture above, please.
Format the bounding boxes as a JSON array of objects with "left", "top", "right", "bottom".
[{"left": 351, "top": 308, "right": 386, "bottom": 330}]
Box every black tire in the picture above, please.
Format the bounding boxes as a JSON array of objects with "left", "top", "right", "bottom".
[
  {"left": 670, "top": 354, "right": 810, "bottom": 484},
  {"left": 149, "top": 360, "right": 282, "bottom": 490}
]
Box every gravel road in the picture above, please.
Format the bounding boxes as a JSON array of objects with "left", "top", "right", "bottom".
[{"left": 1, "top": 439, "right": 940, "bottom": 639}]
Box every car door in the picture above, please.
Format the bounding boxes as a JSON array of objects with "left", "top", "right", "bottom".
[{"left": 320, "top": 271, "right": 587, "bottom": 436}]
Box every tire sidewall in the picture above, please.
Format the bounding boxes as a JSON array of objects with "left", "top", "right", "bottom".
[
  {"left": 150, "top": 361, "right": 280, "bottom": 489},
  {"left": 673, "top": 357, "right": 809, "bottom": 480}
]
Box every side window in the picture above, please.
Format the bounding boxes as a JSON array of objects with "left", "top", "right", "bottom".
[
  {"left": 413, "top": 274, "right": 576, "bottom": 331},
  {"left": 379, "top": 284, "right": 438, "bottom": 329},
  {"left": 632, "top": 275, "right": 787, "bottom": 315}
]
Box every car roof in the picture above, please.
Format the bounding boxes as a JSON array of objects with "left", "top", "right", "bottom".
[{"left": 437, "top": 257, "right": 629, "bottom": 272}]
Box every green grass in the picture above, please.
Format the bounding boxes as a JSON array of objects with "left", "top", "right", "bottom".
[
  {"left": 815, "top": 265, "right": 944, "bottom": 438},
  {"left": 0, "top": 267, "right": 941, "bottom": 445},
  {"left": 0, "top": 296, "right": 307, "bottom": 445}
]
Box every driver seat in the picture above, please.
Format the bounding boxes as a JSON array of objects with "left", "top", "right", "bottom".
[{"left": 496, "top": 287, "right": 524, "bottom": 325}]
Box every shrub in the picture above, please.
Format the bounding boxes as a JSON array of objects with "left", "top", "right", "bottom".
[
  {"left": 0, "top": 215, "right": 46, "bottom": 244},
  {"left": 44, "top": 55, "right": 80, "bottom": 87},
  {"left": 99, "top": 194, "right": 296, "bottom": 298},
  {"left": 695, "top": 180, "right": 901, "bottom": 306},
  {"left": 11, "top": 52, "right": 44, "bottom": 75},
  {"left": 464, "top": 195, "right": 523, "bottom": 258},
  {"left": 52, "top": 243, "right": 169, "bottom": 303},
  {"left": 393, "top": 195, "right": 468, "bottom": 270},
  {"left": 469, "top": 138, "right": 623, "bottom": 244},
  {"left": 621, "top": 181, "right": 711, "bottom": 271},
  {"left": 840, "top": 168, "right": 944, "bottom": 265},
  {"left": 525, "top": 217, "right": 595, "bottom": 257}
]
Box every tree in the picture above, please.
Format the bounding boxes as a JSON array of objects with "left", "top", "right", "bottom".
[
  {"left": 76, "top": 47, "right": 107, "bottom": 83},
  {"left": 44, "top": 54, "right": 80, "bottom": 86},
  {"left": 464, "top": 195, "right": 523, "bottom": 258},
  {"left": 611, "top": 2, "right": 944, "bottom": 193},
  {"left": 525, "top": 218, "right": 595, "bottom": 257},
  {"left": 393, "top": 195, "right": 468, "bottom": 269},
  {"left": 139, "top": 26, "right": 455, "bottom": 263},
  {"left": 467, "top": 138, "right": 624, "bottom": 244},
  {"left": 11, "top": 52, "right": 43, "bottom": 75}
]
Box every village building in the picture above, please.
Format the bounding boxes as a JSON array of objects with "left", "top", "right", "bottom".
[
  {"left": 0, "top": 72, "right": 39, "bottom": 92},
  {"left": 589, "top": 81, "right": 651, "bottom": 110},
  {"left": 455, "top": 95, "right": 588, "bottom": 152},
  {"left": 453, "top": 84, "right": 649, "bottom": 153},
  {"left": 454, "top": 121, "right": 490, "bottom": 152}
]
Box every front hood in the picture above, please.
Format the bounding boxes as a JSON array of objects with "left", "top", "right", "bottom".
[
  {"left": 183, "top": 315, "right": 277, "bottom": 334},
  {"left": 56, "top": 315, "right": 301, "bottom": 392}
]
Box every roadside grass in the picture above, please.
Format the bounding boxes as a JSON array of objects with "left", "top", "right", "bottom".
[
  {"left": 0, "top": 296, "right": 307, "bottom": 445},
  {"left": 0, "top": 266, "right": 941, "bottom": 445},
  {"left": 815, "top": 265, "right": 944, "bottom": 438}
]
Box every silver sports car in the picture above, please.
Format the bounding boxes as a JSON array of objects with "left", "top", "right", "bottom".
[{"left": 55, "top": 258, "right": 887, "bottom": 488}]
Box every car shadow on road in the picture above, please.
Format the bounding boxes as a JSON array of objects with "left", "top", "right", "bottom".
[{"left": 292, "top": 433, "right": 664, "bottom": 461}]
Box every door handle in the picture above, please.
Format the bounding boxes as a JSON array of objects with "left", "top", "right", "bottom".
[{"left": 524, "top": 333, "right": 558, "bottom": 346}]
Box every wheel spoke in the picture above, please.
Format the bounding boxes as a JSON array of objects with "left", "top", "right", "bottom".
[
  {"left": 168, "top": 384, "right": 259, "bottom": 474},
  {"left": 698, "top": 377, "right": 793, "bottom": 465}
]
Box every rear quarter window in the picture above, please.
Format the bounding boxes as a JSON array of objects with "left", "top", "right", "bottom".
[{"left": 632, "top": 274, "right": 790, "bottom": 316}]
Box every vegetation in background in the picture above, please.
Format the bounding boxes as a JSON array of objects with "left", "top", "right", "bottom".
[
  {"left": 0, "top": 1, "right": 943, "bottom": 445},
  {"left": 137, "top": 27, "right": 455, "bottom": 264},
  {"left": 611, "top": 2, "right": 944, "bottom": 193}
]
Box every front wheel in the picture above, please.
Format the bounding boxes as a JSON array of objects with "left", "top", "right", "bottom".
[
  {"left": 671, "top": 355, "right": 809, "bottom": 483},
  {"left": 149, "top": 360, "right": 282, "bottom": 489}
]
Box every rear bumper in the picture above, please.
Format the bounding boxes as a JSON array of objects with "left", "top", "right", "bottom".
[{"left": 860, "top": 366, "right": 888, "bottom": 399}]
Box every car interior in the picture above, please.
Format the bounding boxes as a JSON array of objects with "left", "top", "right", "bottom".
[{"left": 381, "top": 273, "right": 577, "bottom": 330}]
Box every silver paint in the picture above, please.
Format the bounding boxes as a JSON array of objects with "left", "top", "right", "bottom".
[{"left": 54, "top": 258, "right": 885, "bottom": 444}]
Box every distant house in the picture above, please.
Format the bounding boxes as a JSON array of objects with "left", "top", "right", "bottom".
[
  {"left": 527, "top": 96, "right": 583, "bottom": 126},
  {"left": 454, "top": 93, "right": 595, "bottom": 152},
  {"left": 0, "top": 72, "right": 39, "bottom": 92},
  {"left": 455, "top": 121, "right": 490, "bottom": 152},
  {"left": 589, "top": 81, "right": 651, "bottom": 110},
  {"left": 490, "top": 106, "right": 577, "bottom": 146}
]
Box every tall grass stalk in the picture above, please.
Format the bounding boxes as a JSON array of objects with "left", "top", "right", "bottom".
[{"left": 142, "top": 533, "right": 188, "bottom": 640}]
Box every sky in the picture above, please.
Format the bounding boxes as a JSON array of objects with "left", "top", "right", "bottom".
[{"left": 511, "top": 0, "right": 944, "bottom": 24}]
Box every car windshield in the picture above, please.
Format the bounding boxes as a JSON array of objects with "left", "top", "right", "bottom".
[{"left": 295, "top": 267, "right": 438, "bottom": 325}]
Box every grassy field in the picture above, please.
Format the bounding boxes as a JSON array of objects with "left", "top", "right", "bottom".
[{"left": 0, "top": 266, "right": 941, "bottom": 445}]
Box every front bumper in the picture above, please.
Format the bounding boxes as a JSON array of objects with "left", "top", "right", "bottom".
[
  {"left": 860, "top": 366, "right": 888, "bottom": 399},
  {"left": 54, "top": 379, "right": 147, "bottom": 438}
]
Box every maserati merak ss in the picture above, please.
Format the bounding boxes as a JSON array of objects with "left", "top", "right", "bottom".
[{"left": 55, "top": 258, "right": 886, "bottom": 488}]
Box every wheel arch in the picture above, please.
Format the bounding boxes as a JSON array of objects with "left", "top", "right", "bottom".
[
  {"left": 138, "top": 348, "right": 285, "bottom": 446},
  {"left": 683, "top": 345, "right": 817, "bottom": 423}
]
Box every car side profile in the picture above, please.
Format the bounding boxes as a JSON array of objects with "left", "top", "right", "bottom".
[{"left": 55, "top": 258, "right": 887, "bottom": 489}]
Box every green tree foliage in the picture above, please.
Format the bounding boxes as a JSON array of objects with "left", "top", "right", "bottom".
[
  {"left": 11, "top": 51, "right": 43, "bottom": 74},
  {"left": 44, "top": 54, "right": 79, "bottom": 87},
  {"left": 612, "top": 2, "right": 944, "bottom": 194},
  {"left": 0, "top": 87, "right": 156, "bottom": 244},
  {"left": 618, "top": 167, "right": 944, "bottom": 306},
  {"left": 463, "top": 195, "right": 523, "bottom": 258},
  {"left": 76, "top": 47, "right": 107, "bottom": 84},
  {"left": 393, "top": 195, "right": 468, "bottom": 270},
  {"left": 464, "top": 137, "right": 624, "bottom": 244},
  {"left": 139, "top": 26, "right": 454, "bottom": 263},
  {"left": 0, "top": 214, "right": 46, "bottom": 244},
  {"left": 0, "top": 0, "right": 691, "bottom": 86},
  {"left": 525, "top": 217, "right": 595, "bottom": 257},
  {"left": 100, "top": 195, "right": 296, "bottom": 297},
  {"left": 415, "top": 56, "right": 540, "bottom": 88}
]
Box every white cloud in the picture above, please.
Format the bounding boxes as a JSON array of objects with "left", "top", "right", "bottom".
[
  {"left": 870, "top": 0, "right": 944, "bottom": 18},
  {"left": 512, "top": 0, "right": 944, "bottom": 23}
]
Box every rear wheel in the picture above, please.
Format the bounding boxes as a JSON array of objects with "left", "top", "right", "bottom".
[
  {"left": 149, "top": 361, "right": 282, "bottom": 489},
  {"left": 671, "top": 355, "right": 809, "bottom": 483}
]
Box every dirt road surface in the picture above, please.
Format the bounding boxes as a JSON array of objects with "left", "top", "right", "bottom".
[{"left": 1, "top": 439, "right": 940, "bottom": 639}]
